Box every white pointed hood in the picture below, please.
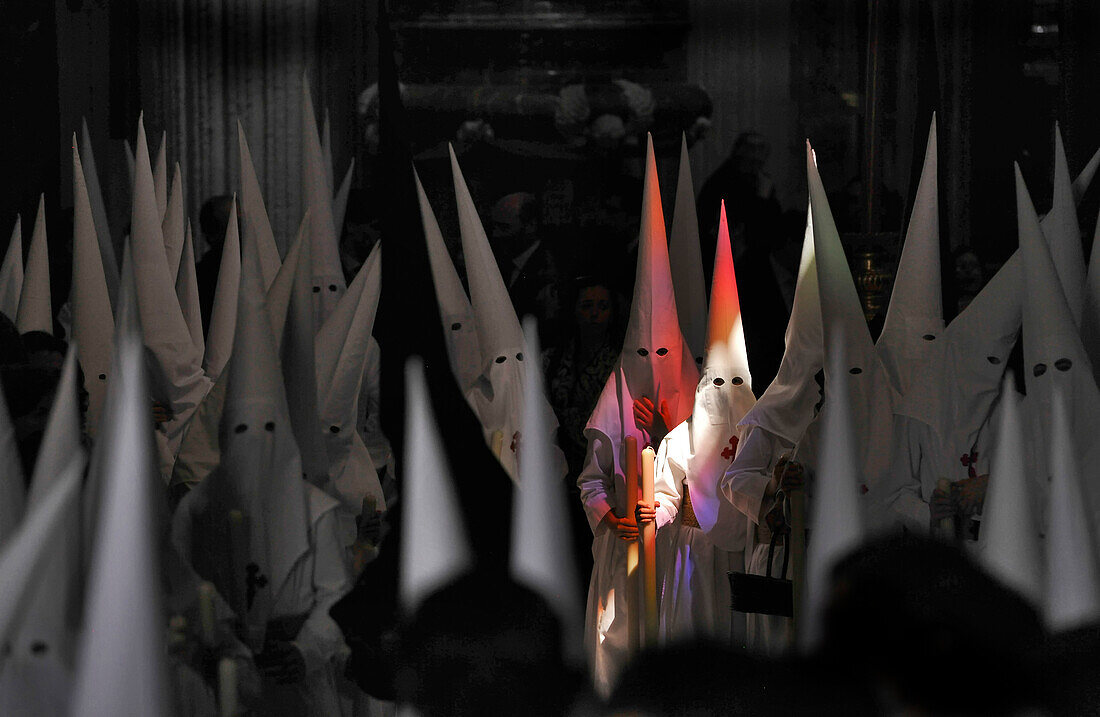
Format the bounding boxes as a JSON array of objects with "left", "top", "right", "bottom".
[
  {"left": 399, "top": 357, "right": 474, "bottom": 614},
  {"left": 1044, "top": 383, "right": 1100, "bottom": 630},
  {"left": 316, "top": 245, "right": 385, "bottom": 514},
  {"left": 162, "top": 162, "right": 185, "bottom": 280},
  {"left": 512, "top": 316, "right": 583, "bottom": 663},
  {"left": 1073, "top": 146, "right": 1100, "bottom": 203},
  {"left": 72, "top": 140, "right": 116, "bottom": 434},
  {"left": 177, "top": 224, "right": 311, "bottom": 640},
  {"left": 0, "top": 217, "right": 22, "bottom": 322},
  {"left": 237, "top": 120, "right": 282, "bottom": 288},
  {"left": 669, "top": 133, "right": 707, "bottom": 367},
  {"left": 1039, "top": 124, "right": 1086, "bottom": 326},
  {"left": 27, "top": 346, "right": 83, "bottom": 504},
  {"left": 1084, "top": 208, "right": 1100, "bottom": 384},
  {"left": 738, "top": 199, "right": 822, "bottom": 443},
  {"left": 12, "top": 347, "right": 86, "bottom": 679},
  {"left": 0, "top": 381, "right": 23, "bottom": 546},
  {"left": 322, "top": 109, "right": 335, "bottom": 193},
  {"left": 129, "top": 114, "right": 211, "bottom": 470},
  {"left": 71, "top": 329, "right": 170, "bottom": 717},
  {"left": 801, "top": 329, "right": 866, "bottom": 652},
  {"left": 152, "top": 130, "right": 167, "bottom": 220},
  {"left": 415, "top": 168, "right": 481, "bottom": 391},
  {"left": 169, "top": 218, "right": 305, "bottom": 493},
  {"left": 877, "top": 116, "right": 943, "bottom": 395},
  {"left": 0, "top": 458, "right": 83, "bottom": 669},
  {"left": 583, "top": 136, "right": 699, "bottom": 509},
  {"left": 203, "top": 196, "right": 241, "bottom": 379},
  {"left": 16, "top": 195, "right": 52, "bottom": 334},
  {"left": 451, "top": 144, "right": 525, "bottom": 368},
  {"left": 302, "top": 76, "right": 346, "bottom": 327},
  {"left": 1017, "top": 163, "right": 1100, "bottom": 530},
  {"left": 452, "top": 145, "right": 548, "bottom": 479},
  {"left": 280, "top": 205, "right": 329, "bottom": 491},
  {"left": 334, "top": 159, "right": 355, "bottom": 237},
  {"left": 895, "top": 250, "right": 1022, "bottom": 484},
  {"left": 122, "top": 138, "right": 135, "bottom": 189},
  {"left": 686, "top": 201, "right": 756, "bottom": 550},
  {"left": 176, "top": 220, "right": 204, "bottom": 356},
  {"left": 809, "top": 143, "right": 898, "bottom": 500},
  {"left": 267, "top": 215, "right": 307, "bottom": 350},
  {"left": 79, "top": 118, "right": 120, "bottom": 309},
  {"left": 978, "top": 374, "right": 1041, "bottom": 605}
]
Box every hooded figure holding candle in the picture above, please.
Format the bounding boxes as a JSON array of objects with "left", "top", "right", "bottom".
[
  {"left": 578, "top": 135, "right": 699, "bottom": 695},
  {"left": 639, "top": 201, "right": 757, "bottom": 645},
  {"left": 172, "top": 217, "right": 351, "bottom": 716}
]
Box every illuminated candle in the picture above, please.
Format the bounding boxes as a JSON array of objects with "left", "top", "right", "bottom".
[
  {"left": 218, "top": 657, "right": 238, "bottom": 717},
  {"left": 198, "top": 581, "right": 217, "bottom": 647},
  {"left": 491, "top": 430, "right": 504, "bottom": 460},
  {"left": 641, "top": 446, "right": 657, "bottom": 647},
  {"left": 624, "top": 435, "right": 640, "bottom": 655}
]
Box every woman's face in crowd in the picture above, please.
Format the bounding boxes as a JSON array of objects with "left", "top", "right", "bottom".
[{"left": 575, "top": 286, "right": 611, "bottom": 332}]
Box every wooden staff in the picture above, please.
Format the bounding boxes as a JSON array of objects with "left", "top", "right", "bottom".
[
  {"left": 491, "top": 430, "right": 504, "bottom": 460},
  {"left": 198, "top": 581, "right": 217, "bottom": 647},
  {"left": 641, "top": 446, "right": 658, "bottom": 648},
  {"left": 936, "top": 478, "right": 956, "bottom": 540},
  {"left": 218, "top": 657, "right": 238, "bottom": 717},
  {"left": 624, "top": 435, "right": 640, "bottom": 655}
]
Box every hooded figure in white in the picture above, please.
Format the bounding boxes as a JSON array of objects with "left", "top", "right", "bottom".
[
  {"left": 721, "top": 196, "right": 821, "bottom": 655},
  {"left": 416, "top": 169, "right": 482, "bottom": 393},
  {"left": 129, "top": 114, "right": 212, "bottom": 478},
  {"left": 807, "top": 144, "right": 899, "bottom": 523},
  {"left": 0, "top": 347, "right": 86, "bottom": 716},
  {"left": 451, "top": 146, "right": 562, "bottom": 481},
  {"left": 876, "top": 116, "right": 944, "bottom": 397},
  {"left": 650, "top": 200, "right": 757, "bottom": 645},
  {"left": 315, "top": 243, "right": 386, "bottom": 544},
  {"left": 1015, "top": 164, "right": 1100, "bottom": 534},
  {"left": 71, "top": 139, "right": 116, "bottom": 435},
  {"left": 302, "top": 77, "right": 347, "bottom": 327},
  {"left": 578, "top": 135, "right": 699, "bottom": 695},
  {"left": 172, "top": 222, "right": 351, "bottom": 716},
  {"left": 882, "top": 250, "right": 1022, "bottom": 531},
  {"left": 169, "top": 221, "right": 306, "bottom": 493},
  {"left": 78, "top": 118, "right": 120, "bottom": 309}
]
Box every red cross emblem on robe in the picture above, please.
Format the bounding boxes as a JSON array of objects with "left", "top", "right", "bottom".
[
  {"left": 720, "top": 435, "right": 739, "bottom": 461},
  {"left": 510, "top": 431, "right": 520, "bottom": 454},
  {"left": 960, "top": 451, "right": 978, "bottom": 478}
]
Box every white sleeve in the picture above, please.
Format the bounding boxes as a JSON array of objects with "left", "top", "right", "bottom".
[
  {"left": 577, "top": 429, "right": 617, "bottom": 532},
  {"left": 720, "top": 426, "right": 787, "bottom": 525},
  {"left": 881, "top": 417, "right": 931, "bottom": 532},
  {"left": 653, "top": 429, "right": 685, "bottom": 530},
  {"left": 293, "top": 507, "right": 352, "bottom": 675}
]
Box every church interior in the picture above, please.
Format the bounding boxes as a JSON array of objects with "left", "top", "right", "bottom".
[{"left": 1, "top": 1, "right": 1099, "bottom": 715}]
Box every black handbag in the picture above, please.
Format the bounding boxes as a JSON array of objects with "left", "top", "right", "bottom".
[{"left": 727, "top": 494, "right": 793, "bottom": 618}]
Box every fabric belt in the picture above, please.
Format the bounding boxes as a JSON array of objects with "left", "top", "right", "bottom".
[{"left": 681, "top": 483, "right": 700, "bottom": 529}]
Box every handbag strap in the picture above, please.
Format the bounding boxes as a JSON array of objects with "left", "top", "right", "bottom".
[{"left": 764, "top": 492, "right": 791, "bottom": 580}]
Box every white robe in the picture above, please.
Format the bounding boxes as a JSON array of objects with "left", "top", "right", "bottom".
[
  {"left": 174, "top": 484, "right": 352, "bottom": 716},
  {"left": 720, "top": 423, "right": 820, "bottom": 656},
  {"left": 653, "top": 421, "right": 745, "bottom": 646}
]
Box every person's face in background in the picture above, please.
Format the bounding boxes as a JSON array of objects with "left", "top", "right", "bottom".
[
  {"left": 954, "top": 251, "right": 983, "bottom": 295},
  {"left": 575, "top": 285, "right": 611, "bottom": 342}
]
